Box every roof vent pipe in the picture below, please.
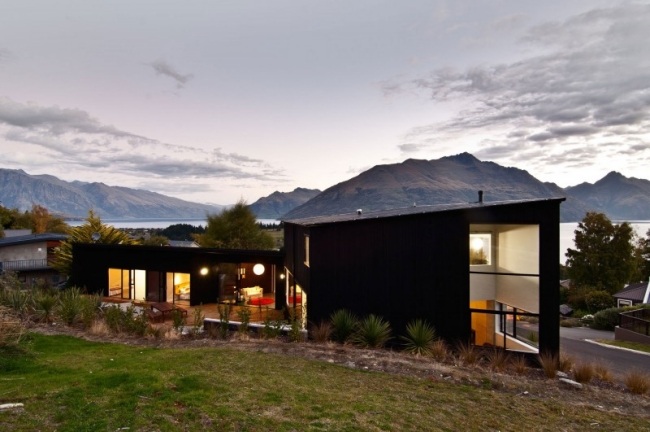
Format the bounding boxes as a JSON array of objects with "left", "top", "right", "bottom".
[
  {"left": 357, "top": 209, "right": 362, "bottom": 215},
  {"left": 478, "top": 190, "right": 484, "bottom": 203}
]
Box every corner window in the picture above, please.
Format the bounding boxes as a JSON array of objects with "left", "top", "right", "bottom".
[
  {"left": 304, "top": 235, "right": 310, "bottom": 267},
  {"left": 470, "top": 233, "right": 491, "bottom": 265}
]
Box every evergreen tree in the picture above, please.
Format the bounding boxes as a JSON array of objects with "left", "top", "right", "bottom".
[
  {"left": 565, "top": 212, "right": 635, "bottom": 294},
  {"left": 196, "top": 200, "right": 274, "bottom": 250},
  {"left": 52, "top": 210, "right": 136, "bottom": 276}
]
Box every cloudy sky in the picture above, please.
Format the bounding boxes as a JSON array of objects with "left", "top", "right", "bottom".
[{"left": 1, "top": 1, "right": 649, "bottom": 205}]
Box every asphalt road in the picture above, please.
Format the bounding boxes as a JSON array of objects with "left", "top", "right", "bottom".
[{"left": 560, "top": 327, "right": 650, "bottom": 379}]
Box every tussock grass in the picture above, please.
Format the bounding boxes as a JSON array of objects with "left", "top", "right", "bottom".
[
  {"left": 456, "top": 342, "right": 480, "bottom": 366},
  {"left": 309, "top": 320, "right": 332, "bottom": 343},
  {"left": 572, "top": 362, "right": 595, "bottom": 384},
  {"left": 624, "top": 370, "right": 650, "bottom": 395},
  {"left": 538, "top": 353, "right": 558, "bottom": 379},
  {"left": 594, "top": 363, "right": 614, "bottom": 383},
  {"left": 484, "top": 349, "right": 510, "bottom": 372}
]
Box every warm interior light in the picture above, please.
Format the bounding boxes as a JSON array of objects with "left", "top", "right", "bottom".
[
  {"left": 471, "top": 237, "right": 484, "bottom": 251},
  {"left": 253, "top": 263, "right": 265, "bottom": 275},
  {"left": 200, "top": 267, "right": 209, "bottom": 276}
]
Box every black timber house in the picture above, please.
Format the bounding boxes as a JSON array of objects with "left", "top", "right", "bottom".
[{"left": 283, "top": 196, "right": 565, "bottom": 355}]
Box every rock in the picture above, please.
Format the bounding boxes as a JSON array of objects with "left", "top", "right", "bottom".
[
  {"left": 559, "top": 378, "right": 583, "bottom": 389},
  {"left": 0, "top": 403, "right": 24, "bottom": 410},
  {"left": 556, "top": 371, "right": 569, "bottom": 378}
]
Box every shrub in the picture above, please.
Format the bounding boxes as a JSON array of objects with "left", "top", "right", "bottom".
[
  {"left": 287, "top": 309, "right": 304, "bottom": 342},
  {"left": 190, "top": 305, "right": 205, "bottom": 337},
  {"left": 217, "top": 303, "right": 231, "bottom": 339},
  {"left": 572, "top": 362, "right": 595, "bottom": 384},
  {"left": 560, "top": 318, "right": 582, "bottom": 328},
  {"left": 309, "top": 320, "right": 332, "bottom": 342},
  {"left": 33, "top": 291, "right": 58, "bottom": 323},
  {"left": 511, "top": 355, "right": 529, "bottom": 375},
  {"left": 558, "top": 354, "right": 574, "bottom": 373},
  {"left": 400, "top": 319, "right": 436, "bottom": 356},
  {"left": 171, "top": 308, "right": 186, "bottom": 335},
  {"left": 102, "top": 304, "right": 149, "bottom": 336},
  {"left": 585, "top": 290, "right": 615, "bottom": 313},
  {"left": 79, "top": 294, "right": 101, "bottom": 329},
  {"left": 58, "top": 287, "right": 84, "bottom": 325},
  {"left": 594, "top": 363, "right": 613, "bottom": 382},
  {"left": 236, "top": 307, "right": 251, "bottom": 335},
  {"left": 0, "top": 306, "right": 26, "bottom": 347},
  {"left": 624, "top": 370, "right": 650, "bottom": 395},
  {"left": 591, "top": 307, "right": 623, "bottom": 330},
  {"left": 6, "top": 289, "right": 31, "bottom": 318},
  {"left": 261, "top": 317, "right": 283, "bottom": 340},
  {"left": 330, "top": 309, "right": 358, "bottom": 344},
  {"left": 352, "top": 314, "right": 391, "bottom": 348}
]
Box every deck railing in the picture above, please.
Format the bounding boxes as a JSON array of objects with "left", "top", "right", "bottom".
[
  {"left": 619, "top": 308, "right": 650, "bottom": 337},
  {"left": 0, "top": 259, "right": 50, "bottom": 272}
]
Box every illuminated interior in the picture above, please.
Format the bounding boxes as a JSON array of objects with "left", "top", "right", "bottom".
[{"left": 469, "top": 224, "right": 540, "bottom": 353}]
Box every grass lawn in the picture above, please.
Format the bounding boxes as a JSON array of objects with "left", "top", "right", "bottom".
[
  {"left": 598, "top": 339, "right": 650, "bottom": 354},
  {"left": 1, "top": 333, "right": 648, "bottom": 431}
]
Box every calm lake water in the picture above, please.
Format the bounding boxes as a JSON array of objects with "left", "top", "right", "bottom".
[{"left": 70, "top": 218, "right": 649, "bottom": 264}]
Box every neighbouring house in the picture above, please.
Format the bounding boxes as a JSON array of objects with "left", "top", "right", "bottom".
[
  {"left": 168, "top": 240, "right": 200, "bottom": 248},
  {"left": 69, "top": 244, "right": 284, "bottom": 307},
  {"left": 282, "top": 195, "right": 565, "bottom": 356},
  {"left": 0, "top": 231, "right": 68, "bottom": 287},
  {"left": 614, "top": 281, "right": 650, "bottom": 307}
]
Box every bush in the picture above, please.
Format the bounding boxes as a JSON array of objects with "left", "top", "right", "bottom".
[
  {"left": 58, "top": 287, "right": 84, "bottom": 325},
  {"left": 584, "top": 290, "right": 614, "bottom": 313},
  {"left": 572, "top": 362, "right": 595, "bottom": 384},
  {"left": 352, "top": 314, "right": 391, "bottom": 348},
  {"left": 456, "top": 342, "right": 480, "bottom": 366},
  {"left": 330, "top": 309, "right": 358, "bottom": 344},
  {"left": 309, "top": 320, "right": 332, "bottom": 342},
  {"left": 400, "top": 319, "right": 436, "bottom": 356},
  {"left": 624, "top": 370, "right": 650, "bottom": 395},
  {"left": 33, "top": 291, "right": 58, "bottom": 323},
  {"left": 591, "top": 307, "right": 623, "bottom": 330}
]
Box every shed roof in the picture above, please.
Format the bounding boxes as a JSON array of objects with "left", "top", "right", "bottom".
[
  {"left": 283, "top": 197, "right": 566, "bottom": 227},
  {"left": 0, "top": 233, "right": 68, "bottom": 247}
]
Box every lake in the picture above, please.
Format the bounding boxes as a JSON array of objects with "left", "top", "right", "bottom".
[{"left": 70, "top": 218, "right": 649, "bottom": 264}]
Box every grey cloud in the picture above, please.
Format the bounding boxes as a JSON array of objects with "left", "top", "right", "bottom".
[
  {"left": 398, "top": 143, "right": 425, "bottom": 153},
  {"left": 148, "top": 59, "right": 193, "bottom": 89},
  {"left": 399, "top": 3, "right": 650, "bottom": 164}
]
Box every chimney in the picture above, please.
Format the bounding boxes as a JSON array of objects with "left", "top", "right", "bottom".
[{"left": 478, "top": 190, "right": 484, "bottom": 203}]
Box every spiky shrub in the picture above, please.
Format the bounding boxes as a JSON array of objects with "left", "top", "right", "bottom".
[
  {"left": 624, "top": 370, "right": 650, "bottom": 395},
  {"left": 352, "top": 314, "right": 391, "bottom": 348},
  {"left": 6, "top": 289, "right": 31, "bottom": 318},
  {"left": 33, "top": 291, "right": 58, "bottom": 323},
  {"left": 330, "top": 309, "right": 359, "bottom": 343},
  {"left": 400, "top": 319, "right": 436, "bottom": 356},
  {"left": 538, "top": 353, "right": 559, "bottom": 379},
  {"left": 485, "top": 348, "right": 510, "bottom": 372},
  {"left": 572, "top": 362, "right": 595, "bottom": 384},
  {"left": 430, "top": 339, "right": 450, "bottom": 362},
  {"left": 456, "top": 342, "right": 480, "bottom": 366},
  {"left": 57, "top": 287, "right": 84, "bottom": 326},
  {"left": 309, "top": 320, "right": 332, "bottom": 342}
]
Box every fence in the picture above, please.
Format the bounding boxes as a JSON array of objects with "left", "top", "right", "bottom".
[{"left": 619, "top": 308, "right": 650, "bottom": 337}]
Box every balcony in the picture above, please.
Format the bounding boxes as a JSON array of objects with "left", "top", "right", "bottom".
[{"left": 0, "top": 259, "right": 50, "bottom": 272}]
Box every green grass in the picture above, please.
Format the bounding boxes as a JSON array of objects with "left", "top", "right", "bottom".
[
  {"left": 598, "top": 339, "right": 650, "bottom": 354},
  {"left": 1, "top": 334, "right": 648, "bottom": 431}
]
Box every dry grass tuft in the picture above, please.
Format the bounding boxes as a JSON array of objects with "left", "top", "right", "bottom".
[
  {"left": 0, "top": 306, "right": 26, "bottom": 346},
  {"left": 430, "top": 339, "right": 449, "bottom": 362},
  {"left": 456, "top": 342, "right": 480, "bottom": 366},
  {"left": 309, "top": 320, "right": 332, "bottom": 343},
  {"left": 484, "top": 349, "right": 510, "bottom": 372},
  {"left": 558, "top": 354, "right": 574, "bottom": 373},
  {"left": 572, "top": 362, "right": 595, "bottom": 384},
  {"left": 538, "top": 353, "right": 558, "bottom": 379},
  {"left": 88, "top": 319, "right": 110, "bottom": 336},
  {"left": 510, "top": 355, "right": 529, "bottom": 375},
  {"left": 593, "top": 363, "right": 613, "bottom": 383},
  {"left": 624, "top": 370, "right": 650, "bottom": 395}
]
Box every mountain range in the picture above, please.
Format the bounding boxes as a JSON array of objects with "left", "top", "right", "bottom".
[
  {"left": 2, "top": 153, "right": 650, "bottom": 222},
  {"left": 0, "top": 169, "right": 223, "bottom": 219}
]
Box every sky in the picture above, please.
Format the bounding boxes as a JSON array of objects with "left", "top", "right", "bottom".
[{"left": 1, "top": 1, "right": 649, "bottom": 206}]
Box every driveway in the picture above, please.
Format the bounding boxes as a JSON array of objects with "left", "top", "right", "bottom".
[{"left": 560, "top": 326, "right": 650, "bottom": 379}]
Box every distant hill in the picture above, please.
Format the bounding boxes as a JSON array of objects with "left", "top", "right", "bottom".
[
  {"left": 0, "top": 168, "right": 224, "bottom": 219},
  {"left": 281, "top": 153, "right": 600, "bottom": 222},
  {"left": 248, "top": 188, "right": 321, "bottom": 219},
  {"left": 565, "top": 172, "right": 650, "bottom": 221}
]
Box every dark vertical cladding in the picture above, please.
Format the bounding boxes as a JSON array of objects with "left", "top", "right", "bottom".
[{"left": 285, "top": 197, "right": 565, "bottom": 356}]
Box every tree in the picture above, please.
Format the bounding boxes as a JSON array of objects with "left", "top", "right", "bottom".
[
  {"left": 195, "top": 200, "right": 274, "bottom": 250},
  {"left": 29, "top": 204, "right": 68, "bottom": 234},
  {"left": 632, "top": 228, "right": 650, "bottom": 283},
  {"left": 565, "top": 212, "right": 636, "bottom": 294},
  {"left": 52, "top": 210, "right": 136, "bottom": 276}
]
